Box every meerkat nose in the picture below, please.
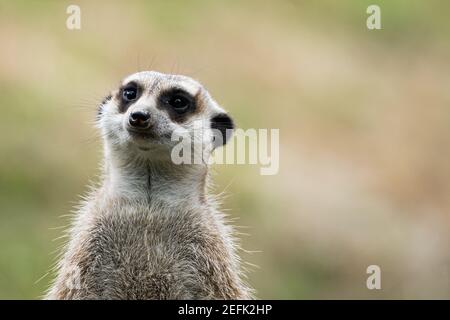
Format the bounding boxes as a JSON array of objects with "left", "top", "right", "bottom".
[{"left": 129, "top": 111, "right": 151, "bottom": 129}]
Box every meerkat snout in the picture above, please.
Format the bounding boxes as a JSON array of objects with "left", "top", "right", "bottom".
[{"left": 129, "top": 110, "right": 151, "bottom": 129}]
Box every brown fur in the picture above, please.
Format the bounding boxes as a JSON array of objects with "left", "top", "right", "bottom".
[{"left": 48, "top": 196, "right": 249, "bottom": 299}]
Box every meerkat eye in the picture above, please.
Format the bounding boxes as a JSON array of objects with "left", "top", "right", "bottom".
[
  {"left": 122, "top": 85, "right": 138, "bottom": 102},
  {"left": 167, "top": 94, "right": 191, "bottom": 113}
]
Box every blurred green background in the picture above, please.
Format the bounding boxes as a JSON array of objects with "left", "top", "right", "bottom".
[{"left": 1, "top": 0, "right": 450, "bottom": 299}]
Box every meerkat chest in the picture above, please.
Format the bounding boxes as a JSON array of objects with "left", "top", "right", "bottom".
[{"left": 79, "top": 205, "right": 220, "bottom": 299}]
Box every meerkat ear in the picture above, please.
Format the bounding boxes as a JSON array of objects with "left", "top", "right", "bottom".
[{"left": 211, "top": 113, "right": 234, "bottom": 148}]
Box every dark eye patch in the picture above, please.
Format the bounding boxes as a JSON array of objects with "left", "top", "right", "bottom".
[
  {"left": 167, "top": 95, "right": 191, "bottom": 112},
  {"left": 157, "top": 88, "right": 197, "bottom": 122},
  {"left": 117, "top": 81, "right": 142, "bottom": 113}
]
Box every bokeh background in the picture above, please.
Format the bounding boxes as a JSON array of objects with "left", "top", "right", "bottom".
[{"left": 1, "top": 0, "right": 449, "bottom": 299}]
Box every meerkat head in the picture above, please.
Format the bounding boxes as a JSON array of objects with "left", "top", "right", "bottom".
[{"left": 97, "top": 71, "right": 234, "bottom": 164}]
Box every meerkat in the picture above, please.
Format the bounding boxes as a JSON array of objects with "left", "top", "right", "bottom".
[{"left": 45, "top": 71, "right": 253, "bottom": 300}]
